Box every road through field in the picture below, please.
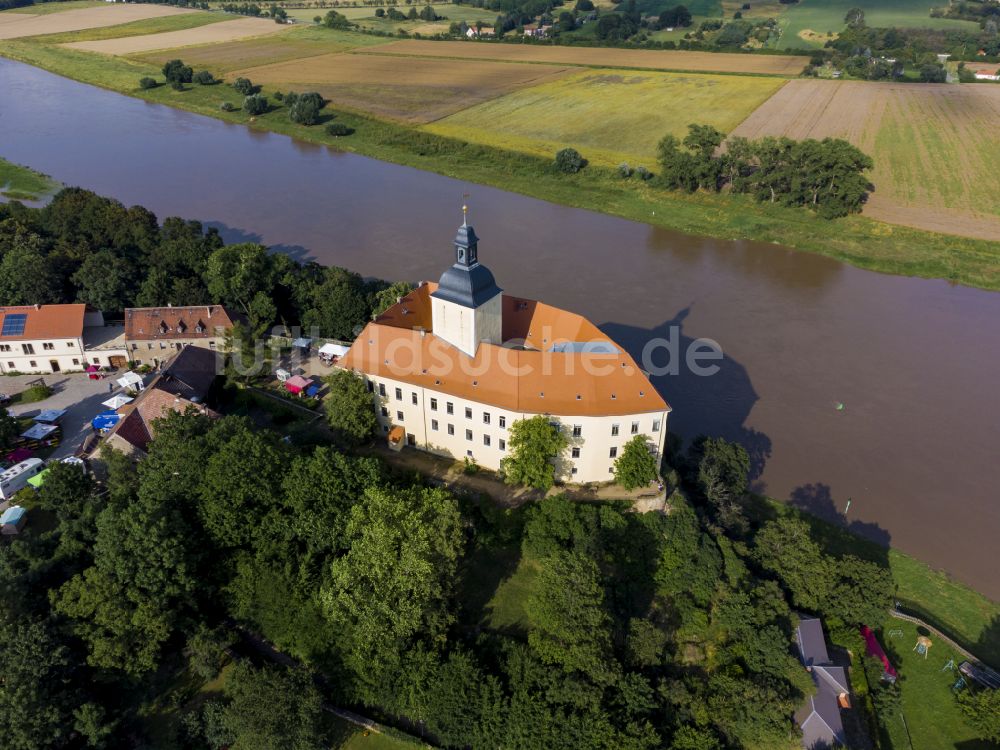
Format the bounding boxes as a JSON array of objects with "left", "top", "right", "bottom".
[
  {"left": 0, "top": 4, "right": 191, "bottom": 40},
  {"left": 354, "top": 39, "right": 809, "bottom": 76}
]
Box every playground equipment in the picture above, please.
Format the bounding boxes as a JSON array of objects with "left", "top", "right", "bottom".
[
  {"left": 941, "top": 659, "right": 955, "bottom": 672},
  {"left": 914, "top": 636, "right": 933, "bottom": 658}
]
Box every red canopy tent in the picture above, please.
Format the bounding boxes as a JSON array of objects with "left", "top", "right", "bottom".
[
  {"left": 284, "top": 375, "right": 314, "bottom": 395},
  {"left": 861, "top": 625, "right": 898, "bottom": 679},
  {"left": 4, "top": 447, "right": 33, "bottom": 464}
]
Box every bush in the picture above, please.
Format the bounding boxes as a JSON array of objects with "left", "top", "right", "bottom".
[
  {"left": 635, "top": 165, "right": 653, "bottom": 180},
  {"left": 273, "top": 91, "right": 284, "bottom": 101},
  {"left": 232, "top": 77, "right": 255, "bottom": 95},
  {"left": 242, "top": 94, "right": 268, "bottom": 116},
  {"left": 138, "top": 77, "right": 158, "bottom": 90},
  {"left": 288, "top": 92, "right": 325, "bottom": 125},
  {"left": 193, "top": 70, "right": 216, "bottom": 85},
  {"left": 554, "top": 147, "right": 587, "bottom": 174},
  {"left": 326, "top": 122, "right": 354, "bottom": 136},
  {"left": 170, "top": 80, "right": 185, "bottom": 91},
  {"left": 21, "top": 384, "right": 53, "bottom": 403},
  {"left": 617, "top": 162, "right": 633, "bottom": 178},
  {"left": 220, "top": 101, "right": 236, "bottom": 112},
  {"left": 162, "top": 59, "right": 193, "bottom": 84}
]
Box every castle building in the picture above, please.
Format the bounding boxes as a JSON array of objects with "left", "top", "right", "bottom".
[{"left": 338, "top": 219, "right": 670, "bottom": 484}]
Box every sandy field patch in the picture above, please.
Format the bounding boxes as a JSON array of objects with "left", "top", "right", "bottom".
[
  {"left": 234, "top": 52, "right": 573, "bottom": 123},
  {"left": 63, "top": 16, "right": 287, "bottom": 54},
  {"left": 731, "top": 79, "right": 1000, "bottom": 239},
  {"left": 354, "top": 39, "right": 808, "bottom": 76},
  {"left": 0, "top": 4, "right": 189, "bottom": 40}
]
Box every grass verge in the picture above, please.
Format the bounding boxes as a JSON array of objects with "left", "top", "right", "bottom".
[{"left": 0, "top": 155, "right": 59, "bottom": 201}]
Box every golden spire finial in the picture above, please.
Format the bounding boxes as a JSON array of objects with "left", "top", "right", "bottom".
[{"left": 462, "top": 193, "right": 470, "bottom": 226}]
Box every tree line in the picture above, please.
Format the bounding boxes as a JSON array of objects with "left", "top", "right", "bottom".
[{"left": 0, "top": 189, "right": 405, "bottom": 341}]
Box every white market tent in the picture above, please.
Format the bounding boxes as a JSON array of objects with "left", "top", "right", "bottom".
[
  {"left": 21, "top": 423, "right": 58, "bottom": 441},
  {"left": 319, "top": 343, "right": 350, "bottom": 359},
  {"left": 34, "top": 409, "right": 67, "bottom": 424},
  {"left": 291, "top": 337, "right": 312, "bottom": 349},
  {"left": 102, "top": 394, "right": 134, "bottom": 410},
  {"left": 117, "top": 371, "right": 144, "bottom": 390}
]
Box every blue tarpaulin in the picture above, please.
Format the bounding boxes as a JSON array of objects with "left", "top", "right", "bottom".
[
  {"left": 305, "top": 384, "right": 320, "bottom": 398},
  {"left": 92, "top": 411, "right": 121, "bottom": 430}
]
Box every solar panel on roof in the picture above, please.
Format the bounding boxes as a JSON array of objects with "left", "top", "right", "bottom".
[{"left": 0, "top": 313, "right": 28, "bottom": 337}]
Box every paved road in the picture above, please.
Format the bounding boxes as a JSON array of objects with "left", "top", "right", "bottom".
[{"left": 3, "top": 372, "right": 135, "bottom": 460}]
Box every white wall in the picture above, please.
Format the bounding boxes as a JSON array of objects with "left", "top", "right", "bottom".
[
  {"left": 0, "top": 338, "right": 87, "bottom": 374},
  {"left": 128, "top": 338, "right": 222, "bottom": 366},
  {"left": 365, "top": 372, "right": 668, "bottom": 485},
  {"left": 431, "top": 294, "right": 502, "bottom": 357}
]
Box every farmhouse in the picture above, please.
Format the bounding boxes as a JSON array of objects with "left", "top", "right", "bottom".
[
  {"left": 0, "top": 304, "right": 128, "bottom": 374},
  {"left": 124, "top": 305, "right": 238, "bottom": 367},
  {"left": 339, "top": 219, "right": 670, "bottom": 484}
]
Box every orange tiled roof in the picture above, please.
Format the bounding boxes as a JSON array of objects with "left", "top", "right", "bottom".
[
  {"left": 125, "top": 305, "right": 236, "bottom": 341},
  {"left": 0, "top": 304, "right": 86, "bottom": 341},
  {"left": 342, "top": 283, "right": 669, "bottom": 418}
]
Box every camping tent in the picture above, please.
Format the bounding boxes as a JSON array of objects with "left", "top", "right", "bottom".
[
  {"left": 284, "top": 375, "right": 313, "bottom": 394},
  {"left": 92, "top": 411, "right": 121, "bottom": 431},
  {"left": 86, "top": 364, "right": 100, "bottom": 373},
  {"left": 102, "top": 394, "right": 134, "bottom": 410},
  {"left": 117, "top": 371, "right": 144, "bottom": 390},
  {"left": 34, "top": 409, "right": 67, "bottom": 424},
  {"left": 0, "top": 506, "right": 26, "bottom": 535},
  {"left": 21, "top": 423, "right": 58, "bottom": 441},
  {"left": 26, "top": 468, "right": 51, "bottom": 489},
  {"left": 318, "top": 343, "right": 350, "bottom": 360}
]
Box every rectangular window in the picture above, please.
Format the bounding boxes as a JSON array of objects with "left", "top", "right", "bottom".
[
  {"left": 380, "top": 407, "right": 388, "bottom": 417},
  {"left": 499, "top": 439, "right": 506, "bottom": 452},
  {"left": 465, "top": 407, "right": 472, "bottom": 419},
  {"left": 0, "top": 345, "right": 9, "bottom": 352},
  {"left": 499, "top": 415, "right": 506, "bottom": 429},
  {"left": 407, "top": 434, "right": 416, "bottom": 447},
  {"left": 609, "top": 447, "right": 618, "bottom": 458},
  {"left": 209, "top": 341, "right": 216, "bottom": 350},
  {"left": 395, "top": 388, "right": 402, "bottom": 401},
  {"left": 383, "top": 425, "right": 389, "bottom": 433},
  {"left": 571, "top": 447, "right": 580, "bottom": 458},
  {"left": 29, "top": 360, "right": 36, "bottom": 368},
  {"left": 609, "top": 467, "right": 614, "bottom": 474},
  {"left": 483, "top": 435, "right": 491, "bottom": 447},
  {"left": 367, "top": 379, "right": 374, "bottom": 393},
  {"left": 447, "top": 424, "right": 455, "bottom": 436},
  {"left": 465, "top": 429, "right": 473, "bottom": 441},
  {"left": 378, "top": 383, "right": 386, "bottom": 397},
  {"left": 483, "top": 412, "right": 491, "bottom": 425},
  {"left": 21, "top": 344, "right": 34, "bottom": 355},
  {"left": 571, "top": 468, "right": 578, "bottom": 475},
  {"left": 72, "top": 358, "right": 79, "bottom": 366},
  {"left": 572, "top": 425, "right": 582, "bottom": 437},
  {"left": 160, "top": 342, "right": 166, "bottom": 349},
  {"left": 431, "top": 419, "right": 439, "bottom": 431},
  {"left": 396, "top": 411, "right": 404, "bottom": 422},
  {"left": 43, "top": 342, "right": 54, "bottom": 351},
  {"left": 147, "top": 343, "right": 152, "bottom": 350},
  {"left": 411, "top": 392, "right": 418, "bottom": 406},
  {"left": 631, "top": 421, "right": 639, "bottom": 435},
  {"left": 6, "top": 362, "right": 13, "bottom": 369},
  {"left": 446, "top": 402, "right": 454, "bottom": 415},
  {"left": 652, "top": 419, "right": 661, "bottom": 432},
  {"left": 467, "top": 450, "right": 473, "bottom": 457},
  {"left": 611, "top": 424, "right": 620, "bottom": 437},
  {"left": 430, "top": 398, "right": 438, "bottom": 411},
  {"left": 93, "top": 358, "right": 99, "bottom": 364}
]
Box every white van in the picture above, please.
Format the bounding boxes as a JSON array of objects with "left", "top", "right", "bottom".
[{"left": 0, "top": 458, "right": 45, "bottom": 500}]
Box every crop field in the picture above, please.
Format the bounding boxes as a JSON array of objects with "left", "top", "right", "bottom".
[
  {"left": 234, "top": 52, "right": 574, "bottom": 122},
  {"left": 133, "top": 26, "right": 387, "bottom": 72},
  {"left": 31, "top": 11, "right": 227, "bottom": 44},
  {"left": 731, "top": 79, "right": 1000, "bottom": 239},
  {"left": 1, "top": 0, "right": 105, "bottom": 14},
  {"left": 283, "top": 4, "right": 499, "bottom": 36},
  {"left": 355, "top": 39, "right": 809, "bottom": 76},
  {"left": 0, "top": 3, "right": 191, "bottom": 39},
  {"left": 65, "top": 16, "right": 288, "bottom": 54},
  {"left": 426, "top": 69, "right": 786, "bottom": 166},
  {"left": 773, "top": 0, "right": 980, "bottom": 48}
]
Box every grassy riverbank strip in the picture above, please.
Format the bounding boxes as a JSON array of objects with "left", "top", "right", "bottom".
[
  {"left": 0, "top": 156, "right": 59, "bottom": 201},
  {"left": 2, "top": 38, "right": 1000, "bottom": 291}
]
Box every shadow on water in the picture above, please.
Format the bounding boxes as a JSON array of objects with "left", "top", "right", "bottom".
[
  {"left": 600, "top": 306, "right": 772, "bottom": 480},
  {"left": 788, "top": 482, "right": 892, "bottom": 551},
  {"left": 201, "top": 220, "right": 315, "bottom": 265}
]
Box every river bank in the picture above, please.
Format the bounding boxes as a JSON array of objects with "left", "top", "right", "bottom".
[
  {"left": 0, "top": 155, "right": 58, "bottom": 201},
  {"left": 2, "top": 38, "right": 1000, "bottom": 291}
]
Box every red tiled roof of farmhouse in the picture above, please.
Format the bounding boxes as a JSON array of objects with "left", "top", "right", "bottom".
[
  {"left": 125, "top": 305, "right": 236, "bottom": 341},
  {"left": 0, "top": 304, "right": 86, "bottom": 341},
  {"left": 340, "top": 283, "right": 669, "bottom": 417}
]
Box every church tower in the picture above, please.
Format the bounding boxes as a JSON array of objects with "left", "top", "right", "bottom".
[{"left": 430, "top": 215, "right": 503, "bottom": 357}]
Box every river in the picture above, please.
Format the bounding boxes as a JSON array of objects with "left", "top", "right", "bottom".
[{"left": 2, "top": 58, "right": 998, "bottom": 598}]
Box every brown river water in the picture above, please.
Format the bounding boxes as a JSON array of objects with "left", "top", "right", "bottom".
[{"left": 2, "top": 59, "right": 998, "bottom": 598}]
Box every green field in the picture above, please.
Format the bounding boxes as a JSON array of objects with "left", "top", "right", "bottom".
[
  {"left": 0, "top": 156, "right": 59, "bottom": 201},
  {"left": 25, "top": 10, "right": 230, "bottom": 43},
  {"left": 282, "top": 3, "right": 499, "bottom": 35},
  {"left": 774, "top": 0, "right": 981, "bottom": 48},
  {"left": 1, "top": 0, "right": 104, "bottom": 14},
  {"left": 426, "top": 69, "right": 786, "bottom": 166}
]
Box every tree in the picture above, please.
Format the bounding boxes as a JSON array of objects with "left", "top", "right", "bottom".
[
  {"left": 288, "top": 91, "right": 325, "bottom": 125},
  {"left": 323, "top": 9, "right": 352, "bottom": 28},
  {"left": 555, "top": 147, "right": 587, "bottom": 173},
  {"left": 326, "top": 121, "right": 354, "bottom": 136},
  {"left": 659, "top": 4, "right": 691, "bottom": 27},
  {"left": 501, "top": 415, "right": 568, "bottom": 490},
  {"left": 271, "top": 5, "right": 287, "bottom": 21},
  {"left": 222, "top": 663, "right": 327, "bottom": 750},
  {"left": 844, "top": 6, "right": 864, "bottom": 28},
  {"left": 36, "top": 461, "right": 94, "bottom": 520},
  {"left": 300, "top": 265, "right": 370, "bottom": 339},
  {"left": 204, "top": 242, "right": 275, "bottom": 316},
  {"left": 408, "top": 5, "right": 418, "bottom": 18},
  {"left": 162, "top": 59, "right": 193, "bottom": 84},
  {"left": 576, "top": 0, "right": 594, "bottom": 10},
  {"left": 193, "top": 70, "right": 216, "bottom": 85},
  {"left": 0, "top": 229, "right": 61, "bottom": 305},
  {"left": 958, "top": 687, "right": 1000, "bottom": 743},
  {"left": 324, "top": 369, "right": 378, "bottom": 446},
  {"left": 690, "top": 436, "right": 750, "bottom": 531},
  {"left": 139, "top": 76, "right": 157, "bottom": 89},
  {"left": 371, "top": 279, "right": 414, "bottom": 317},
  {"left": 72, "top": 248, "right": 136, "bottom": 313},
  {"left": 919, "top": 62, "right": 947, "bottom": 82},
  {"left": 753, "top": 516, "right": 831, "bottom": 611},
  {"left": 614, "top": 435, "right": 659, "bottom": 490},
  {"left": 243, "top": 93, "right": 269, "bottom": 116},
  {"left": 232, "top": 77, "right": 255, "bottom": 95},
  {"left": 527, "top": 550, "right": 620, "bottom": 685},
  {"left": 0, "top": 408, "right": 18, "bottom": 450}
]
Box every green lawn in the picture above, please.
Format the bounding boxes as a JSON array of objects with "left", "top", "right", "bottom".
[
  {"left": 283, "top": 3, "right": 499, "bottom": 35},
  {"left": 458, "top": 540, "right": 539, "bottom": 633},
  {"left": 0, "top": 156, "right": 59, "bottom": 201},
  {"left": 330, "top": 715, "right": 427, "bottom": 749},
  {"left": 773, "top": 0, "right": 981, "bottom": 49}
]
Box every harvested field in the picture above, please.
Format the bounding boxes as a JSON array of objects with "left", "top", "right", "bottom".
[
  {"left": 426, "top": 69, "right": 786, "bottom": 166},
  {"left": 64, "top": 17, "right": 287, "bottom": 54},
  {"left": 0, "top": 4, "right": 190, "bottom": 40},
  {"left": 133, "top": 27, "right": 386, "bottom": 73},
  {"left": 355, "top": 39, "right": 808, "bottom": 76},
  {"left": 235, "top": 52, "right": 573, "bottom": 123},
  {"left": 731, "top": 79, "right": 1000, "bottom": 240}
]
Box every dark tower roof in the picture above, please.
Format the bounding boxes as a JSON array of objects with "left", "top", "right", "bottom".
[{"left": 431, "top": 222, "right": 502, "bottom": 309}]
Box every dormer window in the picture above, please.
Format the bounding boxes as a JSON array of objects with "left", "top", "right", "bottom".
[
  {"left": 195, "top": 321, "right": 205, "bottom": 333},
  {"left": 158, "top": 321, "right": 169, "bottom": 334},
  {"left": 176, "top": 320, "right": 187, "bottom": 334}
]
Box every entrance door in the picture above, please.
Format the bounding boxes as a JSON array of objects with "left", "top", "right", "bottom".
[{"left": 50, "top": 360, "right": 60, "bottom": 373}]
